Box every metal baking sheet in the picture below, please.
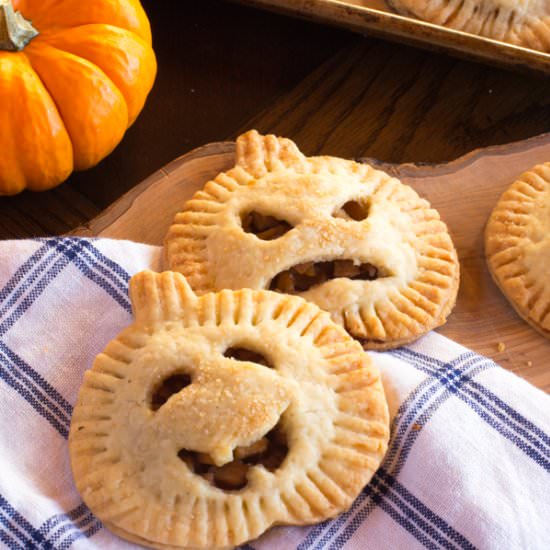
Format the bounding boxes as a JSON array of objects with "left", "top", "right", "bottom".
[{"left": 235, "top": 0, "right": 550, "bottom": 74}]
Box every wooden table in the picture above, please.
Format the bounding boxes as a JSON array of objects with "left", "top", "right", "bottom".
[
  {"left": 1, "top": 1, "right": 549, "bottom": 387},
  {"left": 2, "top": 0, "right": 550, "bottom": 238}
]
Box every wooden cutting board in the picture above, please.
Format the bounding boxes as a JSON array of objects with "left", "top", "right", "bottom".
[{"left": 75, "top": 135, "right": 550, "bottom": 392}]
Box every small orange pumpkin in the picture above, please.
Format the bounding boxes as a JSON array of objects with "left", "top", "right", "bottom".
[{"left": 0, "top": 0, "right": 157, "bottom": 195}]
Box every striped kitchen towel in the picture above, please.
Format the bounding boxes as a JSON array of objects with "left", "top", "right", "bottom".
[{"left": 0, "top": 237, "right": 548, "bottom": 550}]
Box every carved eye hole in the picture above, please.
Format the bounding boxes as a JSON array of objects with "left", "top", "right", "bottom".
[
  {"left": 151, "top": 373, "right": 191, "bottom": 411},
  {"left": 269, "top": 260, "right": 384, "bottom": 293},
  {"left": 224, "top": 347, "right": 273, "bottom": 368},
  {"left": 177, "top": 423, "right": 288, "bottom": 491},
  {"left": 241, "top": 211, "right": 293, "bottom": 240},
  {"left": 333, "top": 199, "right": 369, "bottom": 221}
]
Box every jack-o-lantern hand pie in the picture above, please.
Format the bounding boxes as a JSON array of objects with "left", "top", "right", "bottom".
[
  {"left": 69, "top": 271, "right": 390, "bottom": 550},
  {"left": 164, "top": 130, "right": 460, "bottom": 350}
]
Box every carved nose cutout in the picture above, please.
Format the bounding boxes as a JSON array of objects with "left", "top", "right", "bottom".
[
  {"left": 177, "top": 423, "right": 288, "bottom": 491},
  {"left": 241, "top": 211, "right": 293, "bottom": 240},
  {"left": 333, "top": 199, "right": 369, "bottom": 221},
  {"left": 269, "top": 259, "right": 386, "bottom": 293},
  {"left": 224, "top": 347, "right": 273, "bottom": 368},
  {"left": 151, "top": 373, "right": 191, "bottom": 411}
]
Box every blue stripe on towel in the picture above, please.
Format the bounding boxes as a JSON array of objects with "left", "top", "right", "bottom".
[
  {"left": 0, "top": 528, "right": 24, "bottom": 550},
  {"left": 0, "top": 241, "right": 77, "bottom": 336},
  {"left": 394, "top": 348, "right": 550, "bottom": 447},
  {"left": 49, "top": 239, "right": 131, "bottom": 313},
  {"left": 374, "top": 496, "right": 440, "bottom": 550},
  {"left": 57, "top": 521, "right": 103, "bottom": 550},
  {"left": 0, "top": 239, "right": 136, "bottom": 548},
  {"left": 377, "top": 470, "right": 475, "bottom": 548},
  {"left": 43, "top": 238, "right": 131, "bottom": 291},
  {"left": 0, "top": 239, "right": 133, "bottom": 440},
  {"left": 303, "top": 353, "right": 485, "bottom": 550},
  {"left": 0, "top": 343, "right": 72, "bottom": 416},
  {"left": 0, "top": 242, "right": 52, "bottom": 316},
  {"left": 46, "top": 513, "right": 101, "bottom": 548},
  {"left": 80, "top": 240, "right": 131, "bottom": 287},
  {"left": 0, "top": 344, "right": 70, "bottom": 438},
  {"left": 0, "top": 511, "right": 33, "bottom": 550},
  {"left": 37, "top": 502, "right": 103, "bottom": 549},
  {"left": 393, "top": 348, "right": 550, "bottom": 470},
  {"left": 70, "top": 254, "right": 131, "bottom": 312},
  {"left": 1, "top": 239, "right": 131, "bottom": 337},
  {"left": 38, "top": 503, "right": 89, "bottom": 537},
  {"left": 0, "top": 494, "right": 54, "bottom": 549},
  {"left": 37, "top": 502, "right": 102, "bottom": 549},
  {"left": 0, "top": 451, "right": 102, "bottom": 548},
  {"left": 334, "top": 472, "right": 461, "bottom": 550}
]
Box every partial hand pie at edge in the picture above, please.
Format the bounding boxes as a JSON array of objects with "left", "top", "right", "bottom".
[
  {"left": 387, "top": 0, "right": 550, "bottom": 53},
  {"left": 485, "top": 162, "right": 550, "bottom": 339},
  {"left": 164, "top": 130, "right": 460, "bottom": 350}
]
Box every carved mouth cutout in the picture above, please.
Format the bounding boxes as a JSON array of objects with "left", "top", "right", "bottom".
[
  {"left": 269, "top": 259, "right": 389, "bottom": 293},
  {"left": 178, "top": 422, "right": 288, "bottom": 491}
]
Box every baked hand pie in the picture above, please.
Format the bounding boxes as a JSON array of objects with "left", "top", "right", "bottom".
[
  {"left": 485, "top": 163, "right": 550, "bottom": 339},
  {"left": 386, "top": 0, "right": 550, "bottom": 52},
  {"left": 164, "top": 130, "right": 459, "bottom": 350},
  {"left": 69, "top": 270, "right": 390, "bottom": 549}
]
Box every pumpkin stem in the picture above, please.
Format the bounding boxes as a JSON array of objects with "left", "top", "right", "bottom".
[{"left": 0, "top": 0, "right": 38, "bottom": 52}]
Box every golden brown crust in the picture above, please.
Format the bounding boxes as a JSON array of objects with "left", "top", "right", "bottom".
[
  {"left": 387, "top": 0, "right": 550, "bottom": 53},
  {"left": 164, "top": 130, "right": 460, "bottom": 349},
  {"left": 485, "top": 163, "right": 550, "bottom": 339},
  {"left": 69, "top": 271, "right": 390, "bottom": 549}
]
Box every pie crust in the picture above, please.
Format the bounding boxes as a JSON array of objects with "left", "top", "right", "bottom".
[
  {"left": 387, "top": 0, "right": 550, "bottom": 52},
  {"left": 164, "top": 130, "right": 459, "bottom": 350},
  {"left": 485, "top": 163, "right": 550, "bottom": 338},
  {"left": 69, "top": 271, "right": 390, "bottom": 549}
]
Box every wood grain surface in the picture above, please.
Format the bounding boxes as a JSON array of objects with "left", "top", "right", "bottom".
[
  {"left": 1, "top": 1, "right": 550, "bottom": 239},
  {"left": 75, "top": 134, "right": 550, "bottom": 393}
]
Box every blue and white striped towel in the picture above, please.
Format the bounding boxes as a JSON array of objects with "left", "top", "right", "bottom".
[{"left": 0, "top": 237, "right": 549, "bottom": 550}]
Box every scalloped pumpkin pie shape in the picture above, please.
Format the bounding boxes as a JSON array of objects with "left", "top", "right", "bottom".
[
  {"left": 69, "top": 270, "right": 390, "bottom": 549},
  {"left": 485, "top": 163, "right": 550, "bottom": 338},
  {"left": 387, "top": 0, "right": 550, "bottom": 52},
  {"left": 164, "top": 130, "right": 459, "bottom": 350}
]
